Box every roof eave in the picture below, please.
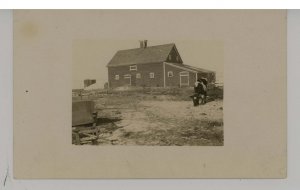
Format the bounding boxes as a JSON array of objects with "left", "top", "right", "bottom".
[{"left": 107, "top": 61, "right": 164, "bottom": 67}]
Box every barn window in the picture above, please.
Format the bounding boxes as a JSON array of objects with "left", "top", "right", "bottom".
[
  {"left": 179, "top": 71, "right": 189, "bottom": 87},
  {"left": 180, "top": 71, "right": 189, "bottom": 76},
  {"left": 176, "top": 56, "right": 179, "bottom": 62},
  {"left": 168, "top": 55, "right": 172, "bottom": 60},
  {"left": 124, "top": 74, "right": 131, "bottom": 79},
  {"left": 167, "top": 71, "right": 173, "bottom": 77},
  {"left": 136, "top": 73, "right": 141, "bottom": 79},
  {"left": 115, "top": 75, "right": 119, "bottom": 80},
  {"left": 149, "top": 72, "right": 155, "bottom": 78},
  {"left": 129, "top": 65, "right": 137, "bottom": 71}
]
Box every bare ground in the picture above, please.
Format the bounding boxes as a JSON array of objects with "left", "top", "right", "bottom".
[{"left": 92, "top": 93, "right": 223, "bottom": 146}]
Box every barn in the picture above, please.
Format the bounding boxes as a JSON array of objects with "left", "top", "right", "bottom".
[{"left": 107, "top": 41, "right": 216, "bottom": 88}]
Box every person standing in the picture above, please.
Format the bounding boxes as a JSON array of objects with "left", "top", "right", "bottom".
[
  {"left": 192, "top": 79, "right": 201, "bottom": 106},
  {"left": 200, "top": 80, "right": 207, "bottom": 104},
  {"left": 200, "top": 78, "right": 208, "bottom": 104}
]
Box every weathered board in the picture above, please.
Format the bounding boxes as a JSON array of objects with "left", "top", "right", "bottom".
[{"left": 72, "top": 100, "right": 95, "bottom": 126}]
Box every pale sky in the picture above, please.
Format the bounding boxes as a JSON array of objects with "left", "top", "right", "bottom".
[{"left": 72, "top": 40, "right": 224, "bottom": 89}]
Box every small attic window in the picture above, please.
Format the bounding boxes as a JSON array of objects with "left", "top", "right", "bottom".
[
  {"left": 168, "top": 55, "right": 172, "bottom": 60},
  {"left": 176, "top": 55, "right": 179, "bottom": 62},
  {"left": 130, "top": 65, "right": 137, "bottom": 71}
]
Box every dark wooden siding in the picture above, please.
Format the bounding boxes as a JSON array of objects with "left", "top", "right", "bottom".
[
  {"left": 189, "top": 72, "right": 197, "bottom": 87},
  {"left": 165, "top": 47, "right": 183, "bottom": 63},
  {"left": 164, "top": 64, "right": 197, "bottom": 87},
  {"left": 108, "top": 62, "right": 164, "bottom": 88}
]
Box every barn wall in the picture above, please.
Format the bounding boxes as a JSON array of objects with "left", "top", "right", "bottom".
[
  {"left": 136, "top": 62, "right": 164, "bottom": 87},
  {"left": 165, "top": 47, "right": 183, "bottom": 63},
  {"left": 164, "top": 63, "right": 196, "bottom": 87},
  {"left": 189, "top": 72, "right": 197, "bottom": 87},
  {"left": 108, "top": 66, "right": 131, "bottom": 88},
  {"left": 108, "top": 62, "right": 164, "bottom": 88}
]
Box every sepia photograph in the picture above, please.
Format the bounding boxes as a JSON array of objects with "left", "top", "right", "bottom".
[
  {"left": 72, "top": 39, "right": 224, "bottom": 146},
  {"left": 13, "top": 10, "right": 286, "bottom": 179}
]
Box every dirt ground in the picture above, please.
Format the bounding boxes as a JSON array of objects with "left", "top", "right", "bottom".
[{"left": 91, "top": 92, "right": 223, "bottom": 146}]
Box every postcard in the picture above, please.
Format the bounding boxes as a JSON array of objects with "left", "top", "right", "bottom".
[{"left": 14, "top": 10, "right": 286, "bottom": 178}]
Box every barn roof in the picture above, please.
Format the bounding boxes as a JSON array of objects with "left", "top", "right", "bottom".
[
  {"left": 107, "top": 43, "right": 177, "bottom": 67},
  {"left": 166, "top": 62, "right": 215, "bottom": 73},
  {"left": 180, "top": 64, "right": 215, "bottom": 73}
]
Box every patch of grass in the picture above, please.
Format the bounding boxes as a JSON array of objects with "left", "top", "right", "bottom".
[
  {"left": 115, "top": 117, "right": 223, "bottom": 146},
  {"left": 81, "top": 87, "right": 224, "bottom": 146}
]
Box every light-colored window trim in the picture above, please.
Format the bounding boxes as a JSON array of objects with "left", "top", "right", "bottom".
[
  {"left": 179, "top": 71, "right": 189, "bottom": 76},
  {"left": 115, "top": 75, "right": 119, "bottom": 80},
  {"left": 179, "top": 71, "right": 189, "bottom": 86},
  {"left": 167, "top": 71, "right": 173, "bottom": 77},
  {"left": 129, "top": 65, "right": 137, "bottom": 71},
  {"left": 136, "top": 73, "right": 141, "bottom": 79},
  {"left": 149, "top": 72, "right": 155, "bottom": 78},
  {"left": 124, "top": 74, "right": 131, "bottom": 78}
]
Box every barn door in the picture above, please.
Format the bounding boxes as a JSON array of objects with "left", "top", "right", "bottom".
[
  {"left": 131, "top": 75, "right": 136, "bottom": 86},
  {"left": 124, "top": 74, "right": 131, "bottom": 86},
  {"left": 180, "top": 71, "right": 189, "bottom": 87}
]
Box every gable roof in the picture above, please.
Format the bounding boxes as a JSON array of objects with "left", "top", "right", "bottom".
[{"left": 107, "top": 43, "right": 182, "bottom": 67}]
